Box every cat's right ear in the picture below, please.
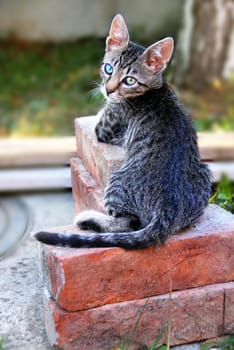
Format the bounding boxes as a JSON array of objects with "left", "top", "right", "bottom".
[{"left": 106, "top": 14, "right": 129, "bottom": 52}]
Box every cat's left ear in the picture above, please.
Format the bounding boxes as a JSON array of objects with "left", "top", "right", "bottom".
[
  {"left": 142, "top": 37, "right": 174, "bottom": 73},
  {"left": 106, "top": 14, "right": 129, "bottom": 51}
]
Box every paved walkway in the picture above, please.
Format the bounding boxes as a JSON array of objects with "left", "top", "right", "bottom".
[
  {"left": 0, "top": 191, "right": 200, "bottom": 350},
  {"left": 0, "top": 191, "right": 74, "bottom": 350}
]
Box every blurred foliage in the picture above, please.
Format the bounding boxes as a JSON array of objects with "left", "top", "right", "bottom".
[
  {"left": 0, "top": 39, "right": 233, "bottom": 136},
  {"left": 181, "top": 78, "right": 234, "bottom": 132},
  {"left": 210, "top": 174, "right": 234, "bottom": 213},
  {"left": 0, "top": 39, "right": 104, "bottom": 136},
  {"left": 200, "top": 335, "right": 234, "bottom": 350}
]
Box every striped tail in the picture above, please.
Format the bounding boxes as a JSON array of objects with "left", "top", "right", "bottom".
[{"left": 34, "top": 221, "right": 167, "bottom": 249}]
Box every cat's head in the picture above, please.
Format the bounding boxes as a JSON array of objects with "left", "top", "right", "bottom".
[{"left": 100, "top": 14, "right": 174, "bottom": 102}]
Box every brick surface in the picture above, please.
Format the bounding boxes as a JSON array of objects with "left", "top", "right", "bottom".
[
  {"left": 40, "top": 204, "right": 234, "bottom": 312},
  {"left": 224, "top": 282, "right": 234, "bottom": 334},
  {"left": 43, "top": 283, "right": 227, "bottom": 350},
  {"left": 75, "top": 116, "right": 125, "bottom": 188},
  {"left": 70, "top": 157, "right": 104, "bottom": 213}
]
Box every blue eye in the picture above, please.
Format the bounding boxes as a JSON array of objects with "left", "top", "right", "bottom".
[{"left": 104, "top": 63, "right": 113, "bottom": 75}]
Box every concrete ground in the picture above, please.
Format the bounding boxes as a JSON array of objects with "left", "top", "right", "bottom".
[
  {"left": 0, "top": 191, "right": 201, "bottom": 350},
  {"left": 0, "top": 191, "right": 74, "bottom": 350}
]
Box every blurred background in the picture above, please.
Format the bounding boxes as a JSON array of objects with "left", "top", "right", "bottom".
[{"left": 0, "top": 0, "right": 233, "bottom": 137}]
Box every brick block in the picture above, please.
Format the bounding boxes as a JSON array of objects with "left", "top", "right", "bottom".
[
  {"left": 224, "top": 282, "right": 234, "bottom": 334},
  {"left": 75, "top": 116, "right": 125, "bottom": 188},
  {"left": 40, "top": 204, "right": 234, "bottom": 312},
  {"left": 43, "top": 283, "right": 227, "bottom": 350},
  {"left": 70, "top": 157, "right": 104, "bottom": 213}
]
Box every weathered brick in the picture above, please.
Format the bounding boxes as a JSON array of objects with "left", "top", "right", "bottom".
[
  {"left": 43, "top": 283, "right": 227, "bottom": 350},
  {"left": 224, "top": 282, "right": 234, "bottom": 334},
  {"left": 70, "top": 157, "right": 104, "bottom": 213},
  {"left": 75, "top": 116, "right": 125, "bottom": 188},
  {"left": 40, "top": 204, "right": 234, "bottom": 312}
]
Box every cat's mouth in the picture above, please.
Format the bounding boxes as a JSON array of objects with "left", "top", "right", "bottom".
[
  {"left": 101, "top": 86, "right": 146, "bottom": 103},
  {"left": 107, "top": 94, "right": 123, "bottom": 103},
  {"left": 101, "top": 85, "right": 123, "bottom": 103}
]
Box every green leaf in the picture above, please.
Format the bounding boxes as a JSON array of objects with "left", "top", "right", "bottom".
[
  {"left": 217, "top": 193, "right": 228, "bottom": 201},
  {"left": 200, "top": 342, "right": 217, "bottom": 350},
  {"left": 120, "top": 339, "right": 126, "bottom": 350},
  {"left": 148, "top": 327, "right": 166, "bottom": 350},
  {"left": 156, "top": 345, "right": 167, "bottom": 350}
]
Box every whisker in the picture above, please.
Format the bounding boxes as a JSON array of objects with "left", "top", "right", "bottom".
[{"left": 89, "top": 86, "right": 105, "bottom": 102}]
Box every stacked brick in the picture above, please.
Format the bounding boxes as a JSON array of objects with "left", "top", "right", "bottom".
[{"left": 39, "top": 116, "right": 234, "bottom": 350}]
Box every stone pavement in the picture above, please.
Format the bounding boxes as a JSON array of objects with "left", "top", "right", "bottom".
[
  {"left": 0, "top": 191, "right": 205, "bottom": 350},
  {"left": 0, "top": 191, "right": 74, "bottom": 350}
]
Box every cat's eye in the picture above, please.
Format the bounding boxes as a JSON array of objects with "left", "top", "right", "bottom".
[
  {"left": 123, "top": 76, "right": 137, "bottom": 86},
  {"left": 104, "top": 63, "right": 113, "bottom": 75}
]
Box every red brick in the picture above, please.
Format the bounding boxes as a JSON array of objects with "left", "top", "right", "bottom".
[
  {"left": 75, "top": 116, "right": 125, "bottom": 188},
  {"left": 70, "top": 157, "right": 104, "bottom": 213},
  {"left": 224, "top": 282, "right": 234, "bottom": 334},
  {"left": 43, "top": 283, "right": 226, "bottom": 350},
  {"left": 40, "top": 204, "right": 234, "bottom": 312}
]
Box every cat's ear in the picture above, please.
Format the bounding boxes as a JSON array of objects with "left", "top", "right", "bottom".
[
  {"left": 106, "top": 14, "right": 129, "bottom": 51},
  {"left": 142, "top": 37, "right": 174, "bottom": 73}
]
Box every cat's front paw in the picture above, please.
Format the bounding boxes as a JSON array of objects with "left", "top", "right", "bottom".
[{"left": 95, "top": 126, "right": 111, "bottom": 144}]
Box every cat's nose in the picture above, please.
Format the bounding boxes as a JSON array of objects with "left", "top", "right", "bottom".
[
  {"left": 106, "top": 87, "right": 115, "bottom": 95},
  {"left": 106, "top": 79, "right": 119, "bottom": 95}
]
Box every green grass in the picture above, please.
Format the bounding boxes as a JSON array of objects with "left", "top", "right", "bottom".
[
  {"left": 210, "top": 174, "right": 234, "bottom": 213},
  {"left": 0, "top": 39, "right": 104, "bottom": 136},
  {"left": 119, "top": 294, "right": 171, "bottom": 350},
  {"left": 0, "top": 337, "right": 3, "bottom": 350},
  {"left": 200, "top": 335, "right": 234, "bottom": 350}
]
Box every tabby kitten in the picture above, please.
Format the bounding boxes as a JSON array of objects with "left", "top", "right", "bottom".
[{"left": 35, "top": 14, "right": 211, "bottom": 249}]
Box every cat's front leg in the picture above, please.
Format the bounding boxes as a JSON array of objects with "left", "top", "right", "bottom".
[
  {"left": 95, "top": 119, "right": 113, "bottom": 144},
  {"left": 95, "top": 108, "right": 126, "bottom": 146}
]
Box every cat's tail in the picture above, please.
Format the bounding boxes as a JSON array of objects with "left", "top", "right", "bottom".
[{"left": 34, "top": 219, "right": 173, "bottom": 249}]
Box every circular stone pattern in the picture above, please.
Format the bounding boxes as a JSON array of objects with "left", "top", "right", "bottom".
[{"left": 0, "top": 196, "right": 31, "bottom": 258}]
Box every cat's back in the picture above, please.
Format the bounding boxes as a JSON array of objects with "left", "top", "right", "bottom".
[{"left": 125, "top": 83, "right": 198, "bottom": 160}]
